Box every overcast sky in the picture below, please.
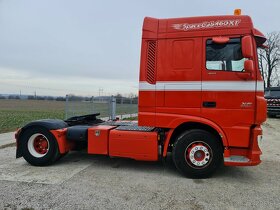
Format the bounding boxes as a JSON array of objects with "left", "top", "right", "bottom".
[{"left": 0, "top": 0, "right": 279, "bottom": 96}]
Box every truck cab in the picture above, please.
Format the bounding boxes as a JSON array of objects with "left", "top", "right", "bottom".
[{"left": 138, "top": 14, "right": 267, "bottom": 165}]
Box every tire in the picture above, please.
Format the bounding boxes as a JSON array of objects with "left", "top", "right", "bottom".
[
  {"left": 172, "top": 129, "right": 223, "bottom": 178},
  {"left": 21, "top": 126, "right": 60, "bottom": 166}
]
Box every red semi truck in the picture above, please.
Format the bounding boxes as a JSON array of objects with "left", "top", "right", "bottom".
[{"left": 15, "top": 11, "right": 267, "bottom": 178}]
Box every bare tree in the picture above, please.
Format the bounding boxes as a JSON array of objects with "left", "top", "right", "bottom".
[{"left": 258, "top": 32, "right": 280, "bottom": 88}]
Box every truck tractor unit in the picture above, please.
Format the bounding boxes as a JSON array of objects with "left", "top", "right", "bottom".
[{"left": 15, "top": 10, "right": 267, "bottom": 178}]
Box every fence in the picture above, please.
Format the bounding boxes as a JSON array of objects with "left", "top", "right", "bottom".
[{"left": 65, "top": 95, "right": 138, "bottom": 120}]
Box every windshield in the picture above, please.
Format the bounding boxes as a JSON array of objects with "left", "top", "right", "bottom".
[{"left": 265, "top": 90, "right": 280, "bottom": 97}]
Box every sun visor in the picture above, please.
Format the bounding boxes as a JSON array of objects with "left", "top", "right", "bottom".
[{"left": 253, "top": 28, "right": 266, "bottom": 45}]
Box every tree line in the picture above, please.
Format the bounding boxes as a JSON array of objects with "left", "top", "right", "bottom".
[
  {"left": 258, "top": 31, "right": 280, "bottom": 88},
  {"left": 0, "top": 95, "right": 66, "bottom": 101},
  {"left": 0, "top": 94, "right": 138, "bottom": 104}
]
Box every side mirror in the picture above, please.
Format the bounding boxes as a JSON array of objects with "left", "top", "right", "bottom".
[
  {"left": 242, "top": 36, "right": 254, "bottom": 59},
  {"left": 237, "top": 60, "right": 254, "bottom": 80},
  {"left": 244, "top": 59, "right": 254, "bottom": 73}
]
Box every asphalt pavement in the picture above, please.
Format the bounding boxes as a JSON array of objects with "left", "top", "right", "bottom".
[
  {"left": 0, "top": 119, "right": 280, "bottom": 210},
  {"left": 0, "top": 132, "right": 15, "bottom": 148}
]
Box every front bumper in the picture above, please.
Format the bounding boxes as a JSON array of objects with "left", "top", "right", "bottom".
[{"left": 267, "top": 108, "right": 280, "bottom": 115}]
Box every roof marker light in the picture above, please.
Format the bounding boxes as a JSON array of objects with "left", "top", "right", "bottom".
[{"left": 234, "top": 9, "right": 242, "bottom": 15}]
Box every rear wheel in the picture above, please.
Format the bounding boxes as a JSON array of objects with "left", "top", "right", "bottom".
[
  {"left": 172, "top": 129, "right": 223, "bottom": 178},
  {"left": 21, "top": 127, "right": 60, "bottom": 166}
]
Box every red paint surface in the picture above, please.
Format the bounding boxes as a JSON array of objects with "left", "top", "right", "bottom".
[
  {"left": 88, "top": 125, "right": 116, "bottom": 155},
  {"left": 109, "top": 130, "right": 158, "bottom": 161}
]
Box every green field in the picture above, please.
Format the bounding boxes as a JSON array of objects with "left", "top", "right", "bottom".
[{"left": 0, "top": 99, "right": 137, "bottom": 133}]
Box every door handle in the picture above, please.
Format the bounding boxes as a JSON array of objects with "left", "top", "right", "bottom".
[{"left": 203, "top": 101, "right": 216, "bottom": 108}]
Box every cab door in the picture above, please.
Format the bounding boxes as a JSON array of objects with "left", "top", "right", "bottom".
[{"left": 201, "top": 36, "right": 256, "bottom": 147}]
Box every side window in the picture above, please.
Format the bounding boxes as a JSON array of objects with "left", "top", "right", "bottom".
[{"left": 206, "top": 38, "right": 245, "bottom": 72}]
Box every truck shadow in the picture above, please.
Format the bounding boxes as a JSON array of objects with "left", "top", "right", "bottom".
[
  {"left": 55, "top": 150, "right": 254, "bottom": 180},
  {"left": 56, "top": 150, "right": 179, "bottom": 177}
]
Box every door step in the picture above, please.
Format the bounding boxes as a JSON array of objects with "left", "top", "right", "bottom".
[{"left": 224, "top": 155, "right": 249, "bottom": 163}]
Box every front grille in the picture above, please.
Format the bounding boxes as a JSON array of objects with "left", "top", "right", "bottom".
[{"left": 266, "top": 98, "right": 280, "bottom": 106}]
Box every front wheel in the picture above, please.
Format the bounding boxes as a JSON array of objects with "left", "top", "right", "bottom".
[
  {"left": 172, "top": 129, "right": 223, "bottom": 178},
  {"left": 21, "top": 127, "right": 60, "bottom": 166}
]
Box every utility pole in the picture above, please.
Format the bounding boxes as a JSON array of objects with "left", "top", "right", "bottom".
[{"left": 98, "top": 88, "right": 103, "bottom": 101}]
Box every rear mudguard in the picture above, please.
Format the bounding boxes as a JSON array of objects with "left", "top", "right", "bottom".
[{"left": 16, "top": 119, "right": 68, "bottom": 158}]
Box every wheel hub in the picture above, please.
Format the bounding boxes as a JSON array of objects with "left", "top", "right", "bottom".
[
  {"left": 186, "top": 143, "right": 211, "bottom": 167},
  {"left": 33, "top": 135, "right": 49, "bottom": 155},
  {"left": 27, "top": 133, "right": 50, "bottom": 158}
]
